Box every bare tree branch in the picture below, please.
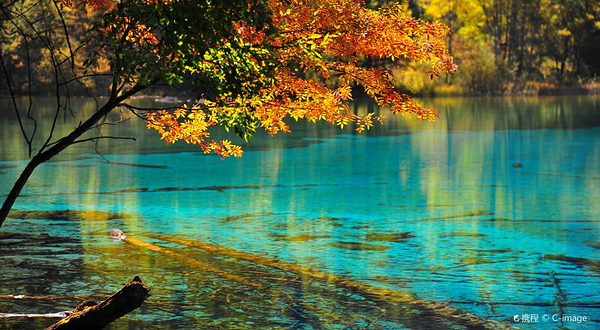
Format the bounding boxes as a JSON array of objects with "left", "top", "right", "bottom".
[
  {"left": 58, "top": 73, "right": 114, "bottom": 87},
  {"left": 72, "top": 136, "right": 137, "bottom": 145},
  {"left": 51, "top": 0, "right": 74, "bottom": 70},
  {"left": 24, "top": 36, "right": 38, "bottom": 156},
  {"left": 0, "top": 50, "right": 33, "bottom": 155}
]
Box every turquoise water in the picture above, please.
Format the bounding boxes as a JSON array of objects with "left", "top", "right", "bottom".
[{"left": 1, "top": 96, "right": 599, "bottom": 329}]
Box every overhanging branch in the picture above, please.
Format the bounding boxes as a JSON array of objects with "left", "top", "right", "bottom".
[{"left": 71, "top": 136, "right": 137, "bottom": 145}]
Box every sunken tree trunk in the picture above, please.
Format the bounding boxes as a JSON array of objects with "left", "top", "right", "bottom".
[{"left": 45, "top": 276, "right": 150, "bottom": 330}]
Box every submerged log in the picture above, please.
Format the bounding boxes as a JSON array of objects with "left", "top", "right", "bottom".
[
  {"left": 124, "top": 236, "right": 263, "bottom": 289},
  {"left": 45, "top": 276, "right": 150, "bottom": 330},
  {"left": 122, "top": 236, "right": 364, "bottom": 328},
  {"left": 145, "top": 234, "right": 520, "bottom": 330}
]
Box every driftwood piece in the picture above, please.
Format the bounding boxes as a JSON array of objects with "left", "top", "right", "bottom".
[{"left": 45, "top": 276, "right": 150, "bottom": 330}]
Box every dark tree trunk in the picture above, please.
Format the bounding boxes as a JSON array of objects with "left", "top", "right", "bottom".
[
  {"left": 45, "top": 276, "right": 150, "bottom": 330},
  {"left": 0, "top": 85, "right": 145, "bottom": 228},
  {"left": 0, "top": 157, "right": 43, "bottom": 228}
]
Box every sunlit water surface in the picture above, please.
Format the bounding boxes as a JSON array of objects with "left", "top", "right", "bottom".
[{"left": 1, "top": 96, "right": 599, "bottom": 329}]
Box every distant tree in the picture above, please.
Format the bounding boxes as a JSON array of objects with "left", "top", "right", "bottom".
[
  {"left": 538, "top": 0, "right": 600, "bottom": 84},
  {"left": 420, "top": 0, "right": 492, "bottom": 90},
  {"left": 0, "top": 0, "right": 455, "bottom": 228},
  {"left": 420, "top": 0, "right": 600, "bottom": 93}
]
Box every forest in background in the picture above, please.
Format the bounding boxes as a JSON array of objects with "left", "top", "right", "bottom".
[
  {"left": 403, "top": 0, "right": 600, "bottom": 95},
  {"left": 2, "top": 0, "right": 599, "bottom": 97}
]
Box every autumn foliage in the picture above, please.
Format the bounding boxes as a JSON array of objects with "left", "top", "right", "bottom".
[{"left": 68, "top": 0, "right": 457, "bottom": 157}]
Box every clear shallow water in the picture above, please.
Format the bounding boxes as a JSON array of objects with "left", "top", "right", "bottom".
[{"left": 1, "top": 96, "right": 599, "bottom": 329}]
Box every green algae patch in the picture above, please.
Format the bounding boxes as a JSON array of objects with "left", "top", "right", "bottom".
[
  {"left": 364, "top": 232, "right": 416, "bottom": 242},
  {"left": 50, "top": 163, "right": 92, "bottom": 168},
  {"left": 315, "top": 216, "right": 342, "bottom": 221},
  {"left": 487, "top": 218, "right": 595, "bottom": 223},
  {"left": 543, "top": 254, "right": 600, "bottom": 273},
  {"left": 113, "top": 188, "right": 150, "bottom": 194},
  {"left": 459, "top": 256, "right": 494, "bottom": 265},
  {"left": 154, "top": 184, "right": 281, "bottom": 193},
  {"left": 476, "top": 248, "right": 512, "bottom": 254},
  {"left": 0, "top": 232, "right": 79, "bottom": 244},
  {"left": 326, "top": 241, "right": 390, "bottom": 251},
  {"left": 313, "top": 216, "right": 344, "bottom": 227},
  {"left": 220, "top": 212, "right": 277, "bottom": 223},
  {"left": 8, "top": 209, "right": 132, "bottom": 221},
  {"left": 107, "top": 161, "right": 168, "bottom": 169},
  {"left": 440, "top": 232, "right": 488, "bottom": 238},
  {"left": 586, "top": 241, "right": 600, "bottom": 250},
  {"left": 420, "top": 210, "right": 494, "bottom": 221},
  {"left": 272, "top": 234, "right": 332, "bottom": 242}
]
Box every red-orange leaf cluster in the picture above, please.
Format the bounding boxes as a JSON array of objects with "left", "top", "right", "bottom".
[
  {"left": 70, "top": 0, "right": 456, "bottom": 157},
  {"left": 57, "top": 0, "right": 113, "bottom": 10}
]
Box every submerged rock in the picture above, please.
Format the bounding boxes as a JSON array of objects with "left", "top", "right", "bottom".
[{"left": 110, "top": 229, "right": 127, "bottom": 241}]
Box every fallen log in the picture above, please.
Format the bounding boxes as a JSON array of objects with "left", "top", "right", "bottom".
[
  {"left": 124, "top": 236, "right": 263, "bottom": 290},
  {"left": 146, "top": 234, "right": 521, "bottom": 330},
  {"left": 122, "top": 236, "right": 361, "bottom": 328},
  {"left": 45, "top": 276, "right": 150, "bottom": 330}
]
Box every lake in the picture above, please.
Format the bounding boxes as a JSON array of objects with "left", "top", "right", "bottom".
[{"left": 1, "top": 95, "right": 599, "bottom": 329}]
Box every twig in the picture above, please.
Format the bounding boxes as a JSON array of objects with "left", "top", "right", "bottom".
[
  {"left": 0, "top": 312, "right": 69, "bottom": 318},
  {"left": 71, "top": 136, "right": 137, "bottom": 145},
  {"left": 551, "top": 271, "right": 567, "bottom": 327},
  {"left": 0, "top": 49, "right": 33, "bottom": 156},
  {"left": 51, "top": 0, "right": 74, "bottom": 70},
  {"left": 0, "top": 294, "right": 106, "bottom": 301}
]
